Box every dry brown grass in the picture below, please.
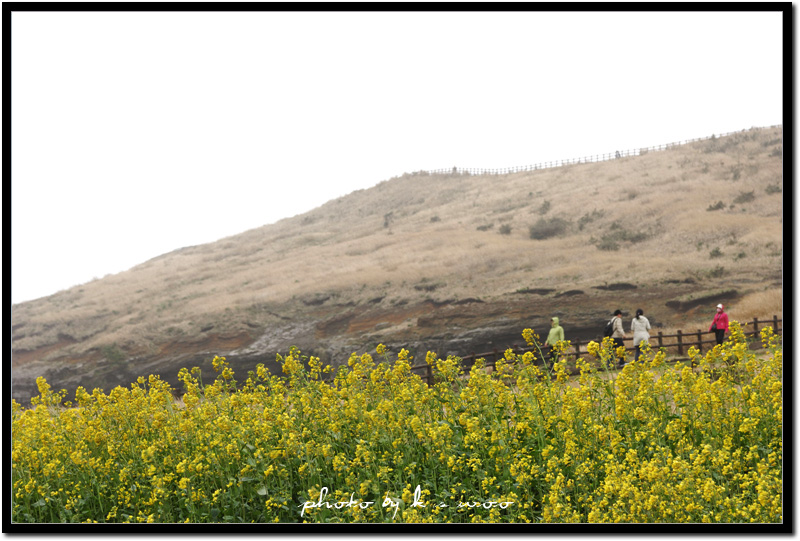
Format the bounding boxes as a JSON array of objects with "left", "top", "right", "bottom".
[
  {"left": 727, "top": 288, "right": 784, "bottom": 323},
  {"left": 11, "top": 126, "right": 783, "bottom": 358}
]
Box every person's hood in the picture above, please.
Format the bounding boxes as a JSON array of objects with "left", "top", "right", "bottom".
[{"left": 551, "top": 317, "right": 559, "bottom": 326}]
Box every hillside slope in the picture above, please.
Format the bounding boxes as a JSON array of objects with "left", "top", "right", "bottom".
[{"left": 11, "top": 126, "right": 784, "bottom": 403}]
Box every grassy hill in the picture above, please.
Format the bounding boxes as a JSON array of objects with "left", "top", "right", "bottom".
[{"left": 11, "top": 126, "right": 783, "bottom": 403}]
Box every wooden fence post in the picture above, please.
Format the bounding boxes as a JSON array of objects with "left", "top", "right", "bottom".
[
  {"left": 752, "top": 318, "right": 759, "bottom": 339},
  {"left": 657, "top": 331, "right": 664, "bottom": 350},
  {"left": 697, "top": 330, "right": 703, "bottom": 354},
  {"left": 774, "top": 315, "right": 779, "bottom": 333},
  {"left": 426, "top": 364, "right": 432, "bottom": 386},
  {"left": 677, "top": 330, "right": 683, "bottom": 355}
]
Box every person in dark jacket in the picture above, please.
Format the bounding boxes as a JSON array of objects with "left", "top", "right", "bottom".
[{"left": 710, "top": 303, "right": 730, "bottom": 345}]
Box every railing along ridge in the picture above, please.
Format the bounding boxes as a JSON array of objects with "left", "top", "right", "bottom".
[
  {"left": 318, "top": 316, "right": 781, "bottom": 386},
  {"left": 403, "top": 316, "right": 782, "bottom": 384},
  {"left": 422, "top": 125, "right": 781, "bottom": 177}
]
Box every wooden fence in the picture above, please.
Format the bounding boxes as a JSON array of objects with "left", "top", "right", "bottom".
[
  {"left": 405, "top": 316, "right": 782, "bottom": 385},
  {"left": 423, "top": 126, "right": 779, "bottom": 177}
]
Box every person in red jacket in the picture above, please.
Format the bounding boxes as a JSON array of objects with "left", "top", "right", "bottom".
[{"left": 710, "top": 303, "right": 729, "bottom": 345}]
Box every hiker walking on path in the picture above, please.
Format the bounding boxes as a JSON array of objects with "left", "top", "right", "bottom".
[
  {"left": 545, "top": 317, "right": 565, "bottom": 365},
  {"left": 630, "top": 308, "right": 651, "bottom": 362},
  {"left": 710, "top": 303, "right": 729, "bottom": 346},
  {"left": 610, "top": 310, "right": 626, "bottom": 368}
]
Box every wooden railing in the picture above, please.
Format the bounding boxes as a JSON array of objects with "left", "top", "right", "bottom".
[{"left": 405, "top": 317, "right": 782, "bottom": 385}]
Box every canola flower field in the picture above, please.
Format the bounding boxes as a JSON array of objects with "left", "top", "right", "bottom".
[{"left": 11, "top": 322, "right": 782, "bottom": 524}]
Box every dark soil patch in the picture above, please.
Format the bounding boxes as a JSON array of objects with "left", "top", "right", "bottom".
[
  {"left": 665, "top": 289, "right": 740, "bottom": 311},
  {"left": 302, "top": 295, "right": 331, "bottom": 306},
  {"left": 515, "top": 288, "right": 556, "bottom": 295},
  {"left": 555, "top": 290, "right": 584, "bottom": 298},
  {"left": 593, "top": 283, "right": 638, "bottom": 291},
  {"left": 664, "top": 278, "right": 696, "bottom": 284},
  {"left": 453, "top": 298, "right": 484, "bottom": 305},
  {"left": 414, "top": 283, "right": 444, "bottom": 292}
]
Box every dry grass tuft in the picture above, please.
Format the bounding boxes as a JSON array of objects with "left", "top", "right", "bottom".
[{"left": 727, "top": 288, "right": 783, "bottom": 323}]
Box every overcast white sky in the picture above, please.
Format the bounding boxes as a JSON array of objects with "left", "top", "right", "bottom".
[{"left": 11, "top": 9, "right": 784, "bottom": 305}]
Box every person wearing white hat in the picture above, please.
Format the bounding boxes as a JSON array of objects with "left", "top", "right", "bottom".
[{"left": 709, "top": 304, "right": 729, "bottom": 346}]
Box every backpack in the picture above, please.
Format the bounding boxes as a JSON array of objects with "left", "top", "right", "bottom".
[{"left": 603, "top": 318, "right": 614, "bottom": 338}]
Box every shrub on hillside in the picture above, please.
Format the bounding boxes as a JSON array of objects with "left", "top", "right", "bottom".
[
  {"left": 529, "top": 217, "right": 570, "bottom": 240},
  {"left": 538, "top": 200, "right": 551, "bottom": 215},
  {"left": 595, "top": 237, "right": 620, "bottom": 251},
  {"left": 733, "top": 191, "right": 755, "bottom": 205},
  {"left": 101, "top": 343, "right": 126, "bottom": 363},
  {"left": 577, "top": 209, "right": 605, "bottom": 231},
  {"left": 591, "top": 221, "right": 649, "bottom": 251}
]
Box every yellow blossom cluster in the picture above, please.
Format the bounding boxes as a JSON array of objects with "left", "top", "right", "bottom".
[{"left": 11, "top": 325, "right": 782, "bottom": 524}]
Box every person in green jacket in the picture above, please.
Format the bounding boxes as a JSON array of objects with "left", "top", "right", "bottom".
[{"left": 544, "top": 317, "right": 565, "bottom": 365}]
